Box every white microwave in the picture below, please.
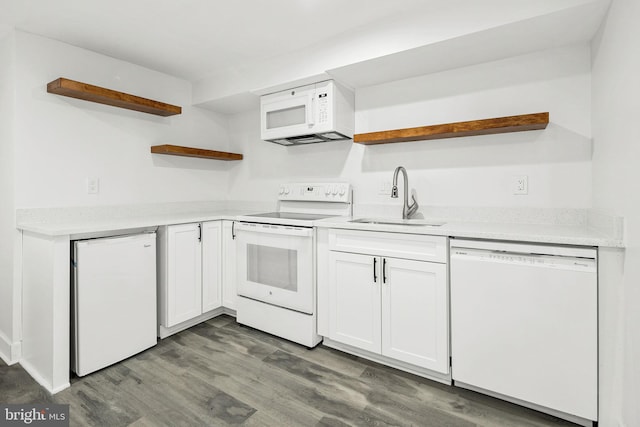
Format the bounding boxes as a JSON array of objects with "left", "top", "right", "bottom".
[{"left": 260, "top": 80, "right": 354, "bottom": 146}]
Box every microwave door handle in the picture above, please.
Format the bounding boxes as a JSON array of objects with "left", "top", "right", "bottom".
[{"left": 307, "top": 93, "right": 315, "bottom": 126}]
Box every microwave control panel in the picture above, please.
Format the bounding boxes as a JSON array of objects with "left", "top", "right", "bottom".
[{"left": 317, "top": 92, "right": 329, "bottom": 124}]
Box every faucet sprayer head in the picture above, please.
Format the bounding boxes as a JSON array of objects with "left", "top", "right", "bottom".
[{"left": 391, "top": 185, "right": 399, "bottom": 198}]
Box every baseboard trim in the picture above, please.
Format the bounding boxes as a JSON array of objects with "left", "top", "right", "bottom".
[
  {"left": 20, "top": 358, "right": 70, "bottom": 394},
  {"left": 0, "top": 330, "right": 21, "bottom": 365},
  {"left": 219, "top": 307, "right": 236, "bottom": 317},
  {"left": 454, "top": 381, "right": 595, "bottom": 427},
  {"left": 322, "top": 338, "right": 451, "bottom": 385},
  {"left": 158, "top": 307, "right": 227, "bottom": 339}
]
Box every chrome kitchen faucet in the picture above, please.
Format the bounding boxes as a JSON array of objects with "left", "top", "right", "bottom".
[{"left": 391, "top": 166, "right": 419, "bottom": 219}]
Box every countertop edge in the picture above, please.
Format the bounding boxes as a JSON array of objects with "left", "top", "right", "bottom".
[
  {"left": 16, "top": 211, "right": 250, "bottom": 238},
  {"left": 313, "top": 219, "right": 625, "bottom": 248},
  {"left": 16, "top": 210, "right": 625, "bottom": 248}
]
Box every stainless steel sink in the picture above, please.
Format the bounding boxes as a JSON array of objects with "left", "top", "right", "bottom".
[{"left": 349, "top": 218, "right": 445, "bottom": 227}]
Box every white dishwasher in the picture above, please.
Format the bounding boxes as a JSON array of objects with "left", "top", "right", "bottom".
[
  {"left": 450, "top": 239, "right": 597, "bottom": 425},
  {"left": 72, "top": 232, "right": 158, "bottom": 376}
]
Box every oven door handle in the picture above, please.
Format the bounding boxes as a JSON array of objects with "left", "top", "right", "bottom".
[{"left": 234, "top": 222, "right": 313, "bottom": 237}]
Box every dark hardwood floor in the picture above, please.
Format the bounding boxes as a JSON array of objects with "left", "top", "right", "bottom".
[{"left": 1, "top": 315, "right": 578, "bottom": 426}]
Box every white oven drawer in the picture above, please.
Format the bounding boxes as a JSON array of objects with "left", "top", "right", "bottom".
[{"left": 329, "top": 229, "right": 446, "bottom": 263}]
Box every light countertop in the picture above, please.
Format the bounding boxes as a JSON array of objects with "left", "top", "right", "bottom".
[
  {"left": 314, "top": 216, "right": 624, "bottom": 248},
  {"left": 16, "top": 203, "right": 624, "bottom": 247},
  {"left": 15, "top": 202, "right": 267, "bottom": 238},
  {"left": 17, "top": 210, "right": 255, "bottom": 237}
]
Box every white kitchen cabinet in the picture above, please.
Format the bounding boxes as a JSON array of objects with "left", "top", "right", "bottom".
[
  {"left": 164, "top": 223, "right": 202, "bottom": 326},
  {"left": 328, "top": 251, "right": 381, "bottom": 353},
  {"left": 382, "top": 257, "right": 447, "bottom": 373},
  {"left": 325, "top": 229, "right": 449, "bottom": 375},
  {"left": 221, "top": 220, "right": 237, "bottom": 311},
  {"left": 201, "top": 221, "right": 222, "bottom": 312},
  {"left": 158, "top": 221, "right": 222, "bottom": 337}
]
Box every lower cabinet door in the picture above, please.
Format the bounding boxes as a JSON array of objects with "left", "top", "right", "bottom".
[
  {"left": 166, "top": 223, "right": 202, "bottom": 327},
  {"left": 222, "top": 220, "right": 237, "bottom": 310},
  {"left": 328, "top": 251, "right": 381, "bottom": 353},
  {"left": 201, "top": 221, "right": 222, "bottom": 313},
  {"left": 382, "top": 257, "right": 449, "bottom": 373}
]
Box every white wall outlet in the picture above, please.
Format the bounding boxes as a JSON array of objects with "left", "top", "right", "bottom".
[
  {"left": 512, "top": 175, "right": 528, "bottom": 195},
  {"left": 378, "top": 181, "right": 392, "bottom": 195},
  {"left": 87, "top": 177, "right": 99, "bottom": 194}
]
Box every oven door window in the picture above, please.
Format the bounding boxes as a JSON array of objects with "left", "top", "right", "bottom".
[
  {"left": 246, "top": 244, "right": 298, "bottom": 292},
  {"left": 236, "top": 225, "right": 314, "bottom": 314}
]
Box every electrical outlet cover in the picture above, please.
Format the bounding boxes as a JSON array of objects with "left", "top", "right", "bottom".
[
  {"left": 512, "top": 175, "right": 528, "bottom": 195},
  {"left": 87, "top": 177, "right": 99, "bottom": 194}
]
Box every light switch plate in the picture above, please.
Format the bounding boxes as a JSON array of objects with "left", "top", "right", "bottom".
[
  {"left": 87, "top": 177, "right": 99, "bottom": 194},
  {"left": 512, "top": 175, "right": 528, "bottom": 195}
]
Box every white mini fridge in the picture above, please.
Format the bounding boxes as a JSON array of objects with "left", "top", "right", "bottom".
[{"left": 72, "top": 232, "right": 158, "bottom": 376}]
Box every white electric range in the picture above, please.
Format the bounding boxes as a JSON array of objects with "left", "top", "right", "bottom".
[{"left": 234, "top": 182, "right": 352, "bottom": 347}]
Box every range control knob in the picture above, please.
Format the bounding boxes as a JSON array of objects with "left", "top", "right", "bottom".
[
  {"left": 279, "top": 186, "right": 285, "bottom": 195},
  {"left": 324, "top": 185, "right": 331, "bottom": 196},
  {"left": 339, "top": 186, "right": 346, "bottom": 196},
  {"left": 284, "top": 186, "right": 290, "bottom": 195},
  {"left": 331, "top": 186, "right": 338, "bottom": 195}
]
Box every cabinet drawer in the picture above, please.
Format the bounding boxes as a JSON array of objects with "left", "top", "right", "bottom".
[{"left": 329, "top": 229, "right": 447, "bottom": 263}]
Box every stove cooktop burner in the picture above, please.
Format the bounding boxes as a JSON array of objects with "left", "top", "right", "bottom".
[{"left": 245, "top": 212, "right": 336, "bottom": 221}]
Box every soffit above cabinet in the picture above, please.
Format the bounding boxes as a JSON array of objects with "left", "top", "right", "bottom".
[
  {"left": 193, "top": 0, "right": 610, "bottom": 114},
  {"left": 326, "top": 2, "right": 608, "bottom": 89},
  {"left": 195, "top": 73, "right": 331, "bottom": 115}
]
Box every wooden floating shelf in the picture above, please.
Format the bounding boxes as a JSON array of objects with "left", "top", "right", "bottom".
[
  {"left": 353, "top": 112, "right": 549, "bottom": 145},
  {"left": 47, "top": 77, "right": 182, "bottom": 117},
  {"left": 150, "top": 144, "right": 243, "bottom": 161}
]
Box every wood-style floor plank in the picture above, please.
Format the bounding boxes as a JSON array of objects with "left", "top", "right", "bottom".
[{"left": 0, "top": 315, "right": 579, "bottom": 426}]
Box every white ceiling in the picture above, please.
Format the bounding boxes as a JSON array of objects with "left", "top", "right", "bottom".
[{"left": 0, "top": 0, "right": 444, "bottom": 81}]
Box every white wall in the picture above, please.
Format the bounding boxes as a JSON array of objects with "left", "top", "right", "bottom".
[
  {"left": 591, "top": 0, "right": 640, "bottom": 425},
  {"left": 0, "top": 31, "right": 16, "bottom": 362},
  {"left": 13, "top": 31, "right": 233, "bottom": 209},
  {"left": 3, "top": 30, "right": 235, "bottom": 364},
  {"left": 228, "top": 44, "right": 592, "bottom": 212}
]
